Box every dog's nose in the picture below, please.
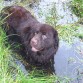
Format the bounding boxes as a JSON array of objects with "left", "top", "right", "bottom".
[{"left": 31, "top": 39, "right": 37, "bottom": 45}]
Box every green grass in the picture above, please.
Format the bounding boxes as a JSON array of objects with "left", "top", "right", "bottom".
[
  {"left": 56, "top": 24, "right": 81, "bottom": 43},
  {"left": 0, "top": 27, "right": 12, "bottom": 83},
  {"left": 71, "top": 0, "right": 83, "bottom": 17}
]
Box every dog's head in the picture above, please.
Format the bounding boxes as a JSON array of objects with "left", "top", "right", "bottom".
[{"left": 30, "top": 24, "right": 58, "bottom": 52}]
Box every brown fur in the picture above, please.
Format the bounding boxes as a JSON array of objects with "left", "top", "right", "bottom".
[{"left": 1, "top": 6, "right": 59, "bottom": 67}]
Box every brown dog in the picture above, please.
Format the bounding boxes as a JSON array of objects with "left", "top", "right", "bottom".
[{"left": 1, "top": 6, "right": 59, "bottom": 69}]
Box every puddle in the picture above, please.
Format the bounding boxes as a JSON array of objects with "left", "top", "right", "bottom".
[{"left": 55, "top": 39, "right": 83, "bottom": 83}]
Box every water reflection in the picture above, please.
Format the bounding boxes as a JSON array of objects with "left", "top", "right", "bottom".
[{"left": 55, "top": 39, "right": 83, "bottom": 82}]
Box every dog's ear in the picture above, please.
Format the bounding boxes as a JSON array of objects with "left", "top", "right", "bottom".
[{"left": 52, "top": 28, "right": 59, "bottom": 50}]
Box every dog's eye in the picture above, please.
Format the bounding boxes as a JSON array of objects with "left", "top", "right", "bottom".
[
  {"left": 35, "top": 32, "right": 38, "bottom": 35},
  {"left": 42, "top": 35, "right": 47, "bottom": 40},
  {"left": 35, "top": 31, "right": 39, "bottom": 35},
  {"left": 42, "top": 32, "right": 46, "bottom": 35},
  {"left": 35, "top": 33, "right": 37, "bottom": 35}
]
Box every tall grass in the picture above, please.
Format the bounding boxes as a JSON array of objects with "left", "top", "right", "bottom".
[{"left": 0, "top": 26, "right": 13, "bottom": 83}]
